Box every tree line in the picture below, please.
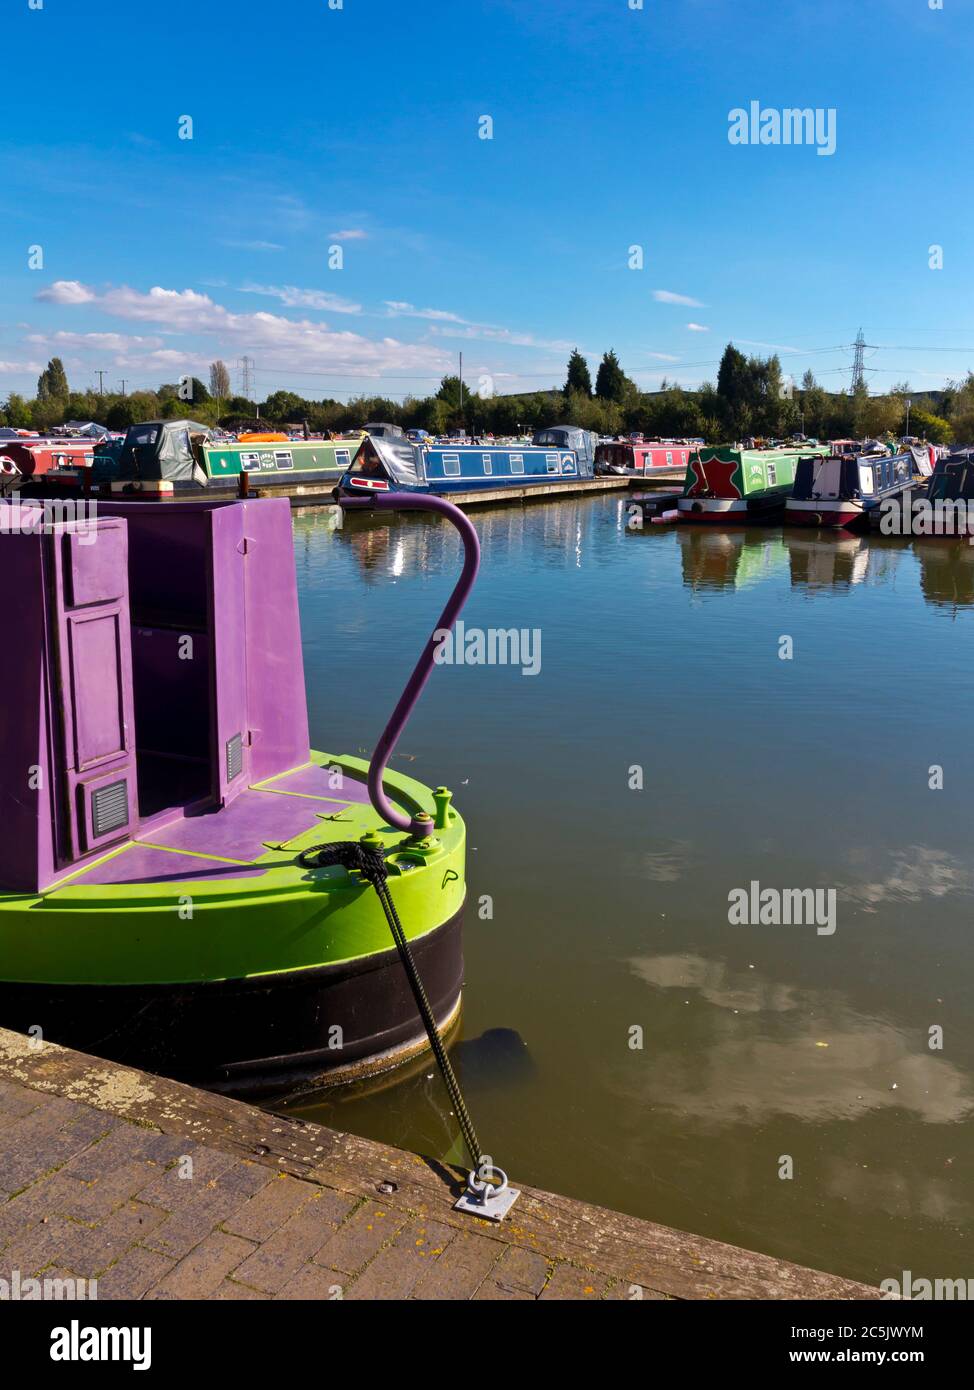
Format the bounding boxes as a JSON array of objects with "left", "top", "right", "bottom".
[{"left": 3, "top": 348, "right": 972, "bottom": 444}]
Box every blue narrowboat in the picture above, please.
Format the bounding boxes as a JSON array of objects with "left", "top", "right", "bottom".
[{"left": 337, "top": 426, "right": 597, "bottom": 498}]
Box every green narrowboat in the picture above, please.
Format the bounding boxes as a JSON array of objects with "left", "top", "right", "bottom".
[
  {"left": 82, "top": 420, "right": 363, "bottom": 496},
  {"left": 202, "top": 434, "right": 363, "bottom": 488},
  {"left": 678, "top": 443, "right": 830, "bottom": 523}
]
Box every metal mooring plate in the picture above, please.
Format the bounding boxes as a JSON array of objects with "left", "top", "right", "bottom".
[{"left": 454, "top": 1167, "right": 521, "bottom": 1222}]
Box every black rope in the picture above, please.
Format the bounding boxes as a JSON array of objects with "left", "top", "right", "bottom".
[{"left": 298, "top": 840, "right": 483, "bottom": 1173}]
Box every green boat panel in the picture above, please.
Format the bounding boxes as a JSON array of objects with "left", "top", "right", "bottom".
[
  {"left": 684, "top": 444, "right": 831, "bottom": 501},
  {"left": 0, "top": 754, "right": 465, "bottom": 987},
  {"left": 202, "top": 438, "right": 363, "bottom": 481}
]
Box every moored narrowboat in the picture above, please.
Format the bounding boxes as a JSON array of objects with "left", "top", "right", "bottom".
[
  {"left": 71, "top": 419, "right": 364, "bottom": 496},
  {"left": 596, "top": 440, "right": 694, "bottom": 475},
  {"left": 678, "top": 444, "right": 829, "bottom": 523},
  {"left": 338, "top": 425, "right": 597, "bottom": 498},
  {"left": 922, "top": 448, "right": 973, "bottom": 504},
  {"left": 785, "top": 449, "right": 915, "bottom": 529},
  {"left": 0, "top": 437, "right": 96, "bottom": 489},
  {"left": 0, "top": 491, "right": 475, "bottom": 1093}
]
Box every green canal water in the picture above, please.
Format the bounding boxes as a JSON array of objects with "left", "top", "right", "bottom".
[{"left": 287, "top": 496, "right": 974, "bottom": 1288}]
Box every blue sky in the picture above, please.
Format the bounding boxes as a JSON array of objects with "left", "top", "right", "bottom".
[{"left": 1, "top": 0, "right": 971, "bottom": 403}]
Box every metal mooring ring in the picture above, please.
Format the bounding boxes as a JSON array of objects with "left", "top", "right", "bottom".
[{"left": 467, "top": 1164, "right": 509, "bottom": 1200}]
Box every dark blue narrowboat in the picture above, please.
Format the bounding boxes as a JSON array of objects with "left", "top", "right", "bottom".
[{"left": 338, "top": 426, "right": 597, "bottom": 498}]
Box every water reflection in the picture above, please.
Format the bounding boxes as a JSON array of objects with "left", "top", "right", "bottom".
[
  {"left": 678, "top": 528, "right": 789, "bottom": 592},
  {"left": 914, "top": 538, "right": 974, "bottom": 610},
  {"left": 626, "top": 953, "right": 974, "bottom": 1126},
  {"left": 839, "top": 846, "right": 974, "bottom": 911}
]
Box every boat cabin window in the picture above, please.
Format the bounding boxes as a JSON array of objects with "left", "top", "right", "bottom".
[
  {"left": 274, "top": 450, "right": 293, "bottom": 470},
  {"left": 510, "top": 453, "right": 524, "bottom": 473},
  {"left": 335, "top": 449, "right": 350, "bottom": 467},
  {"left": 482, "top": 454, "right": 492, "bottom": 474},
  {"left": 859, "top": 464, "right": 875, "bottom": 495},
  {"left": 442, "top": 453, "right": 461, "bottom": 476},
  {"left": 666, "top": 451, "right": 673, "bottom": 466},
  {"left": 347, "top": 444, "right": 385, "bottom": 478},
  {"left": 767, "top": 462, "right": 777, "bottom": 485},
  {"left": 546, "top": 454, "right": 559, "bottom": 474}
]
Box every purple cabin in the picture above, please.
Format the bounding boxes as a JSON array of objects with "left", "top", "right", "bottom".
[{"left": 0, "top": 497, "right": 310, "bottom": 894}]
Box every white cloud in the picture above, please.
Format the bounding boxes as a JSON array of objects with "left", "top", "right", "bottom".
[
  {"left": 36, "top": 280, "right": 96, "bottom": 305},
  {"left": 383, "top": 301, "right": 573, "bottom": 352},
  {"left": 0, "top": 359, "right": 43, "bottom": 374},
  {"left": 27, "top": 330, "right": 165, "bottom": 352},
  {"left": 240, "top": 283, "right": 361, "bottom": 314},
  {"left": 686, "top": 322, "right": 709, "bottom": 332},
  {"left": 222, "top": 239, "right": 284, "bottom": 252},
  {"left": 736, "top": 339, "right": 802, "bottom": 354},
  {"left": 329, "top": 228, "right": 368, "bottom": 240},
  {"left": 28, "top": 280, "right": 452, "bottom": 378},
  {"left": 653, "top": 289, "right": 705, "bottom": 307},
  {"left": 384, "top": 301, "right": 466, "bottom": 323},
  {"left": 429, "top": 324, "right": 577, "bottom": 352}
]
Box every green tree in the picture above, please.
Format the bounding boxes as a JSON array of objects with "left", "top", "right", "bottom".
[
  {"left": 799, "top": 370, "right": 828, "bottom": 437},
  {"left": 594, "top": 349, "right": 631, "bottom": 403},
  {"left": 105, "top": 399, "right": 138, "bottom": 431},
  {"left": 909, "top": 409, "right": 952, "bottom": 444},
  {"left": 262, "top": 390, "right": 307, "bottom": 422},
  {"left": 716, "top": 344, "right": 751, "bottom": 434},
  {"left": 563, "top": 349, "right": 592, "bottom": 397},
  {"left": 2, "top": 392, "right": 33, "bottom": 428},
  {"left": 948, "top": 374, "right": 974, "bottom": 443},
  {"left": 36, "top": 357, "right": 69, "bottom": 401}
]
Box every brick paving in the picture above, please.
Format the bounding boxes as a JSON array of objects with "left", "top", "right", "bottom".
[
  {"left": 0, "top": 1073, "right": 513, "bottom": 1300},
  {"left": 0, "top": 1032, "right": 878, "bottom": 1301}
]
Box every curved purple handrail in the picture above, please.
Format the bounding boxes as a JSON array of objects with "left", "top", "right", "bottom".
[{"left": 342, "top": 491, "right": 481, "bottom": 835}]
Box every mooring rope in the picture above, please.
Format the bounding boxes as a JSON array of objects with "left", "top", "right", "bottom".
[{"left": 297, "top": 838, "right": 483, "bottom": 1173}]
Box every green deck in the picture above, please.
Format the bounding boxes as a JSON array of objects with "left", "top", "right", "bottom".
[{"left": 0, "top": 755, "right": 464, "bottom": 987}]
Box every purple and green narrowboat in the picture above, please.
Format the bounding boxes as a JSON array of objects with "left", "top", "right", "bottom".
[
  {"left": 338, "top": 426, "right": 597, "bottom": 498},
  {"left": 0, "top": 492, "right": 475, "bottom": 1094}
]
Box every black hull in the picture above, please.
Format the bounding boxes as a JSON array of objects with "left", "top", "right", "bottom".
[{"left": 0, "top": 909, "right": 463, "bottom": 1098}]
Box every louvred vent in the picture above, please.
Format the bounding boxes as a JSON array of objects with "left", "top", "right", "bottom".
[
  {"left": 226, "top": 733, "right": 243, "bottom": 782},
  {"left": 91, "top": 779, "right": 128, "bottom": 838}
]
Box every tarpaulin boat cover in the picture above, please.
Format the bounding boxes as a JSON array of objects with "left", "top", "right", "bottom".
[
  {"left": 533, "top": 426, "right": 596, "bottom": 476},
  {"left": 63, "top": 421, "right": 110, "bottom": 439},
  {"left": 909, "top": 443, "right": 935, "bottom": 477},
  {"left": 371, "top": 435, "right": 426, "bottom": 487},
  {"left": 119, "top": 420, "right": 210, "bottom": 485}
]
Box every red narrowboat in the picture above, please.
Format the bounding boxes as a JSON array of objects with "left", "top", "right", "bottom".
[
  {"left": 596, "top": 440, "right": 694, "bottom": 475},
  {"left": 0, "top": 438, "right": 95, "bottom": 486}
]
